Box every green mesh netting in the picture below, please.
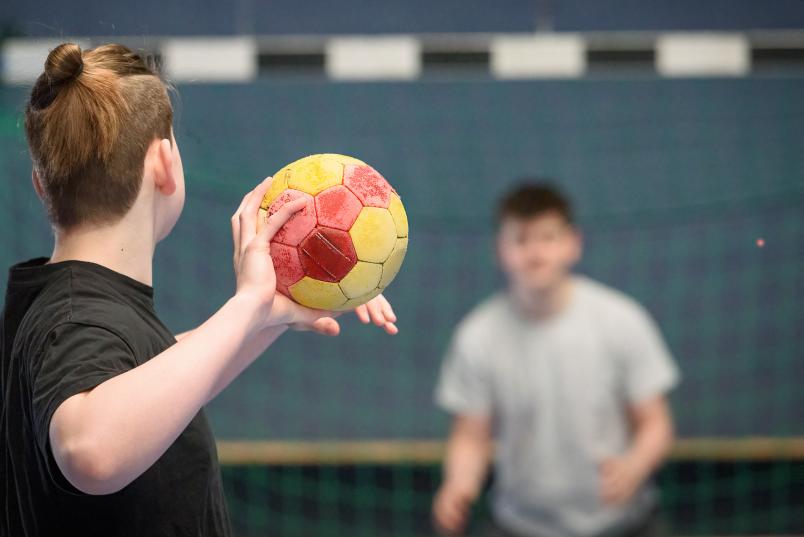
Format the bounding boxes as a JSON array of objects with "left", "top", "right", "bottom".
[{"left": 2, "top": 76, "right": 802, "bottom": 535}]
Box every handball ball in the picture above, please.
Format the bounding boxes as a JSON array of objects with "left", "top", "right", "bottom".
[{"left": 257, "top": 154, "right": 408, "bottom": 311}]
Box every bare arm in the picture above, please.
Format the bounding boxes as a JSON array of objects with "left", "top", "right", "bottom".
[
  {"left": 176, "top": 291, "right": 398, "bottom": 343},
  {"left": 174, "top": 330, "right": 193, "bottom": 342},
  {"left": 51, "top": 297, "right": 287, "bottom": 495},
  {"left": 173, "top": 258, "right": 400, "bottom": 345},
  {"left": 600, "top": 395, "right": 674, "bottom": 504},
  {"left": 433, "top": 414, "right": 493, "bottom": 535},
  {"left": 49, "top": 178, "right": 397, "bottom": 495},
  {"left": 627, "top": 395, "right": 674, "bottom": 474}
]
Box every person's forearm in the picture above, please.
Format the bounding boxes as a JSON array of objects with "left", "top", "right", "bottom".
[
  {"left": 51, "top": 294, "right": 283, "bottom": 494},
  {"left": 443, "top": 428, "right": 492, "bottom": 497},
  {"left": 626, "top": 412, "right": 674, "bottom": 479},
  {"left": 174, "top": 329, "right": 194, "bottom": 341},
  {"left": 206, "top": 322, "right": 287, "bottom": 398}
]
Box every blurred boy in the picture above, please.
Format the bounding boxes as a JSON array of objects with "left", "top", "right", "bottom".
[{"left": 433, "top": 183, "right": 679, "bottom": 537}]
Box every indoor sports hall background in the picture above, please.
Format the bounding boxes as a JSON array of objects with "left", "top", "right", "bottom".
[{"left": 1, "top": 1, "right": 803, "bottom": 535}]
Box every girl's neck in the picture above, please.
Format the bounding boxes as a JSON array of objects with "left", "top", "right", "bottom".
[{"left": 49, "top": 217, "right": 156, "bottom": 286}]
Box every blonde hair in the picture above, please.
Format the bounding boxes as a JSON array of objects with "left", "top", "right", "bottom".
[{"left": 25, "top": 43, "right": 173, "bottom": 229}]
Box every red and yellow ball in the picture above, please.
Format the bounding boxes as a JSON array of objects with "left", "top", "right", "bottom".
[{"left": 258, "top": 154, "right": 408, "bottom": 311}]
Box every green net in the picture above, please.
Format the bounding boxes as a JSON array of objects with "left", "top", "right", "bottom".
[{"left": 2, "top": 75, "right": 802, "bottom": 535}]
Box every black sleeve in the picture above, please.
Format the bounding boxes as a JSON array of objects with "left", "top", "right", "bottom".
[{"left": 28, "top": 322, "right": 138, "bottom": 476}]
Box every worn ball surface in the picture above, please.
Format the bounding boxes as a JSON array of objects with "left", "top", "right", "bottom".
[{"left": 258, "top": 154, "right": 408, "bottom": 311}]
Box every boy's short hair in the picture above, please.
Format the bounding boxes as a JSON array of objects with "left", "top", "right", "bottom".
[
  {"left": 496, "top": 181, "right": 575, "bottom": 227},
  {"left": 24, "top": 43, "right": 173, "bottom": 229}
]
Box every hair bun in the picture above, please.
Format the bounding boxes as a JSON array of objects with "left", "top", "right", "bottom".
[{"left": 44, "top": 43, "right": 84, "bottom": 84}]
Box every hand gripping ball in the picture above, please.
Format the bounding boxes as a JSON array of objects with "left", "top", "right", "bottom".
[{"left": 257, "top": 154, "right": 408, "bottom": 311}]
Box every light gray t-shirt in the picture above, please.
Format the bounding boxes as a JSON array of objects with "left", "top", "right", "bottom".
[{"left": 436, "top": 276, "right": 679, "bottom": 537}]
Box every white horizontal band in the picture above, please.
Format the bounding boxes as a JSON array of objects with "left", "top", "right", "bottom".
[
  {"left": 161, "top": 37, "right": 258, "bottom": 83},
  {"left": 657, "top": 33, "right": 750, "bottom": 77},
  {"left": 326, "top": 36, "right": 421, "bottom": 81},
  {"left": 1, "top": 38, "right": 92, "bottom": 84},
  {"left": 1, "top": 31, "right": 799, "bottom": 84},
  {"left": 491, "top": 35, "right": 586, "bottom": 79}
]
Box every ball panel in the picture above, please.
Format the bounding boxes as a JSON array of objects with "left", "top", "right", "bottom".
[
  {"left": 314, "top": 185, "right": 363, "bottom": 231},
  {"left": 320, "top": 153, "right": 366, "bottom": 166},
  {"left": 349, "top": 207, "right": 397, "bottom": 263},
  {"left": 287, "top": 155, "right": 344, "bottom": 196},
  {"left": 387, "top": 194, "right": 408, "bottom": 238},
  {"left": 270, "top": 242, "right": 305, "bottom": 296},
  {"left": 268, "top": 190, "right": 316, "bottom": 246},
  {"left": 379, "top": 238, "right": 408, "bottom": 289},
  {"left": 289, "top": 276, "right": 348, "bottom": 310},
  {"left": 343, "top": 164, "right": 393, "bottom": 208},
  {"left": 299, "top": 227, "right": 357, "bottom": 282},
  {"left": 334, "top": 287, "right": 383, "bottom": 312},
  {"left": 260, "top": 173, "right": 289, "bottom": 210},
  {"left": 283, "top": 155, "right": 315, "bottom": 170},
  {"left": 339, "top": 261, "right": 383, "bottom": 299}
]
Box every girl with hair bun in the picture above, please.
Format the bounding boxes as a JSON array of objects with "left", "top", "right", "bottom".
[{"left": 1, "top": 42, "right": 398, "bottom": 536}]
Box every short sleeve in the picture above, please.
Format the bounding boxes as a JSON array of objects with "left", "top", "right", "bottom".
[
  {"left": 617, "top": 305, "right": 680, "bottom": 404},
  {"left": 435, "top": 328, "right": 493, "bottom": 416},
  {"left": 29, "top": 323, "right": 138, "bottom": 460}
]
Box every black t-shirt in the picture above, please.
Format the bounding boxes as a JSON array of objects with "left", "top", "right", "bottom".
[{"left": 1, "top": 258, "right": 232, "bottom": 537}]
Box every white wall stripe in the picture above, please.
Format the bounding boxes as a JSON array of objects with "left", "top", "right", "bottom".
[
  {"left": 161, "top": 37, "right": 257, "bottom": 83},
  {"left": 1, "top": 38, "right": 92, "bottom": 84},
  {"left": 326, "top": 36, "right": 421, "bottom": 81},
  {"left": 1, "top": 32, "right": 802, "bottom": 84},
  {"left": 490, "top": 35, "right": 586, "bottom": 79},
  {"left": 656, "top": 33, "right": 750, "bottom": 77}
]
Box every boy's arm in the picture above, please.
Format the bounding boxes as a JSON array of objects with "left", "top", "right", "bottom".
[
  {"left": 174, "top": 330, "right": 193, "bottom": 341},
  {"left": 175, "top": 292, "right": 399, "bottom": 343},
  {"left": 599, "top": 395, "right": 674, "bottom": 505},
  {"left": 51, "top": 294, "right": 287, "bottom": 495},
  {"left": 48, "top": 178, "right": 395, "bottom": 496},
  {"left": 433, "top": 414, "right": 493, "bottom": 535}
]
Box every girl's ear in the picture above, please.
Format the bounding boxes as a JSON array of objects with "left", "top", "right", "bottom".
[
  {"left": 31, "top": 169, "right": 45, "bottom": 201},
  {"left": 154, "top": 138, "right": 176, "bottom": 196}
]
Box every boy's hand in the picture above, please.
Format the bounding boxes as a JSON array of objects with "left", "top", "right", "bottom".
[
  {"left": 599, "top": 454, "right": 648, "bottom": 505},
  {"left": 433, "top": 483, "right": 474, "bottom": 535},
  {"left": 282, "top": 293, "right": 398, "bottom": 335},
  {"left": 354, "top": 294, "right": 398, "bottom": 335},
  {"left": 231, "top": 178, "right": 399, "bottom": 336},
  {"left": 231, "top": 177, "right": 339, "bottom": 335}
]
